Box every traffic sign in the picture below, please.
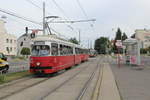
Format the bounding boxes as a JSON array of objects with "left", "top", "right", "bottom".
[{"left": 115, "top": 40, "right": 122, "bottom": 47}]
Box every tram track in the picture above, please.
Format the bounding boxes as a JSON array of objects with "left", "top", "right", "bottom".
[
  {"left": 40, "top": 58, "right": 97, "bottom": 100},
  {"left": 76, "top": 57, "right": 105, "bottom": 100},
  {"left": 0, "top": 77, "right": 49, "bottom": 100},
  {"left": 76, "top": 59, "right": 100, "bottom": 100},
  {"left": 1, "top": 58, "right": 96, "bottom": 100},
  {"left": 42, "top": 57, "right": 100, "bottom": 100}
]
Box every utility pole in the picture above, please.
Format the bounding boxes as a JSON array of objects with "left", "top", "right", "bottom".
[
  {"left": 88, "top": 39, "right": 89, "bottom": 49},
  {"left": 79, "top": 29, "right": 81, "bottom": 44},
  {"left": 90, "top": 40, "right": 92, "bottom": 49},
  {"left": 43, "top": 2, "right": 45, "bottom": 35}
]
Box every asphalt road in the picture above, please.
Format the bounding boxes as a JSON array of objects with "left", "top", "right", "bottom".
[{"left": 0, "top": 57, "right": 101, "bottom": 100}]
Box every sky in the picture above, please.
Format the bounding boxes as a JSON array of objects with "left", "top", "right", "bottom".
[{"left": 0, "top": 0, "right": 150, "bottom": 48}]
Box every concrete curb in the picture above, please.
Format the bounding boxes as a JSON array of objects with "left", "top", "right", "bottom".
[
  {"left": 92, "top": 63, "right": 121, "bottom": 100},
  {"left": 99, "top": 63, "right": 121, "bottom": 100},
  {"left": 92, "top": 63, "right": 103, "bottom": 100}
]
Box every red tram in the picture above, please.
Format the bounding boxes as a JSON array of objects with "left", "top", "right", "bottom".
[
  {"left": 89, "top": 49, "right": 98, "bottom": 57},
  {"left": 30, "top": 36, "right": 89, "bottom": 74}
]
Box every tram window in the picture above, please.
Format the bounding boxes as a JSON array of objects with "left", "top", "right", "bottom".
[
  {"left": 60, "top": 44, "right": 66, "bottom": 55},
  {"left": 60, "top": 45, "right": 63, "bottom": 55},
  {"left": 32, "top": 45, "right": 50, "bottom": 56},
  {"left": 75, "top": 48, "right": 79, "bottom": 54},
  {"left": 64, "top": 46, "right": 67, "bottom": 55},
  {"left": 68, "top": 47, "right": 73, "bottom": 55},
  {"left": 79, "top": 49, "right": 82, "bottom": 54},
  {"left": 59, "top": 45, "right": 73, "bottom": 55},
  {"left": 51, "top": 43, "right": 58, "bottom": 56}
]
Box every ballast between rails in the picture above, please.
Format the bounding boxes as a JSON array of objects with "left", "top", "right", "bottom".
[{"left": 29, "top": 35, "right": 90, "bottom": 75}]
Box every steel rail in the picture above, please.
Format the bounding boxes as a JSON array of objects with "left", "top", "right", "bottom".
[
  {"left": 41, "top": 59, "right": 95, "bottom": 100},
  {"left": 76, "top": 58, "right": 101, "bottom": 100},
  {"left": 0, "top": 78, "right": 49, "bottom": 100}
]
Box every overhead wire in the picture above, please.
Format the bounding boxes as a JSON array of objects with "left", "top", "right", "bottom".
[
  {"left": 76, "top": 0, "right": 88, "bottom": 18},
  {"left": 25, "top": 0, "right": 52, "bottom": 15},
  {"left": 25, "top": 0, "right": 69, "bottom": 38},
  {"left": 51, "top": 0, "right": 69, "bottom": 19},
  {"left": 76, "top": 0, "right": 94, "bottom": 27},
  {"left": 0, "top": 7, "right": 64, "bottom": 37},
  {"left": 50, "top": 0, "right": 75, "bottom": 30},
  {"left": 0, "top": 7, "right": 41, "bottom": 25},
  {"left": 25, "top": 0, "right": 42, "bottom": 10},
  {"left": 50, "top": 0, "right": 82, "bottom": 39}
]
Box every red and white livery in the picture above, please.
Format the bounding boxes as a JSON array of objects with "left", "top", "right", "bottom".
[{"left": 30, "top": 35, "right": 89, "bottom": 74}]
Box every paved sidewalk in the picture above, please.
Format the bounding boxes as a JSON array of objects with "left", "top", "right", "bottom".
[
  {"left": 97, "top": 63, "right": 121, "bottom": 100},
  {"left": 110, "top": 62, "right": 150, "bottom": 100}
]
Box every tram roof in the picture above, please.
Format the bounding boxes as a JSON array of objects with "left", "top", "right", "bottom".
[
  {"left": 123, "top": 38, "right": 138, "bottom": 45},
  {"left": 32, "top": 35, "right": 82, "bottom": 48}
]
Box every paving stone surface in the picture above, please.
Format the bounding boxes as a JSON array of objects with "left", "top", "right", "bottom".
[{"left": 110, "top": 57, "right": 150, "bottom": 100}]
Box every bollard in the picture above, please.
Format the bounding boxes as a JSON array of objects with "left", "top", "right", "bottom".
[{"left": 0, "top": 71, "right": 5, "bottom": 82}]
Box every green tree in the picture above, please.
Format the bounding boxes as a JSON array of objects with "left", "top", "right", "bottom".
[
  {"left": 140, "top": 48, "right": 147, "bottom": 54},
  {"left": 113, "top": 28, "right": 123, "bottom": 53},
  {"left": 115, "top": 28, "right": 122, "bottom": 40},
  {"left": 94, "top": 37, "right": 109, "bottom": 54},
  {"left": 69, "top": 37, "right": 79, "bottom": 44},
  {"left": 20, "top": 47, "right": 30, "bottom": 56},
  {"left": 122, "top": 32, "right": 128, "bottom": 41},
  {"left": 131, "top": 33, "right": 135, "bottom": 38}
]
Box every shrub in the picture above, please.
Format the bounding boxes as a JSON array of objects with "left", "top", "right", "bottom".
[{"left": 20, "top": 47, "right": 30, "bottom": 56}]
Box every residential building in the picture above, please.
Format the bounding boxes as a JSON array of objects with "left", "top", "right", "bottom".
[
  {"left": 17, "top": 33, "right": 32, "bottom": 55},
  {"left": 135, "top": 29, "right": 150, "bottom": 48},
  {"left": 0, "top": 20, "right": 17, "bottom": 55}
]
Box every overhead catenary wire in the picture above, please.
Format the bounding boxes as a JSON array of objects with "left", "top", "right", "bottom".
[
  {"left": 76, "top": 0, "right": 95, "bottom": 27},
  {"left": 50, "top": 0, "right": 76, "bottom": 31},
  {"left": 76, "top": 0, "right": 88, "bottom": 18},
  {"left": 25, "top": 0, "right": 42, "bottom": 10},
  {"left": 25, "top": 0, "right": 52, "bottom": 15},
  {"left": 0, "top": 7, "right": 41, "bottom": 25},
  {"left": 0, "top": 7, "right": 64, "bottom": 37},
  {"left": 51, "top": 0, "right": 69, "bottom": 19}
]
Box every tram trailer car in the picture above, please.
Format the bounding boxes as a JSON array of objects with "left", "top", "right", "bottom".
[
  {"left": 89, "top": 49, "right": 97, "bottom": 57},
  {"left": 80, "top": 49, "right": 89, "bottom": 62},
  {"left": 30, "top": 36, "right": 89, "bottom": 74}
]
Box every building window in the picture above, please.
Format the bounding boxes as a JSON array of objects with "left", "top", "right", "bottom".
[
  {"left": 6, "top": 47, "right": 9, "bottom": 53},
  {"left": 14, "top": 47, "right": 16, "bottom": 51},
  {"left": 10, "top": 47, "right": 12, "bottom": 52},
  {"left": 10, "top": 39, "right": 12, "bottom": 43},
  {"left": 20, "top": 42, "right": 23, "bottom": 46},
  {"left": 6, "top": 39, "right": 9, "bottom": 43}
]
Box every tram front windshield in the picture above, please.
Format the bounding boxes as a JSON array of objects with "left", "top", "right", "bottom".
[{"left": 32, "top": 45, "right": 50, "bottom": 56}]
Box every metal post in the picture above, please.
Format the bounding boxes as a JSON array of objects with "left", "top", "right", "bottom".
[
  {"left": 137, "top": 41, "right": 141, "bottom": 65},
  {"left": 88, "top": 39, "right": 89, "bottom": 49},
  {"left": 43, "top": 2, "right": 45, "bottom": 35},
  {"left": 79, "top": 30, "right": 81, "bottom": 44}
]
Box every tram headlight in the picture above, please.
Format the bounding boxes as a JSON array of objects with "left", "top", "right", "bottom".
[{"left": 36, "top": 62, "right": 41, "bottom": 66}]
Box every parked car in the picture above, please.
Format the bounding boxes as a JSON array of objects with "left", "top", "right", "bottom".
[{"left": 0, "top": 52, "right": 9, "bottom": 73}]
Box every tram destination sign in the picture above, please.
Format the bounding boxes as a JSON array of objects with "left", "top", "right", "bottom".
[{"left": 34, "top": 41, "right": 45, "bottom": 45}]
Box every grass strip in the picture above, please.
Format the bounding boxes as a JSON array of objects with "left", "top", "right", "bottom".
[
  {"left": 0, "top": 71, "right": 31, "bottom": 84},
  {"left": 111, "top": 55, "right": 117, "bottom": 59}
]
